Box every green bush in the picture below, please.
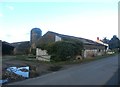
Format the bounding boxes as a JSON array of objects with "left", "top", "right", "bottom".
[
  {"left": 50, "top": 40, "right": 83, "bottom": 62},
  {"left": 37, "top": 38, "right": 83, "bottom": 62}
]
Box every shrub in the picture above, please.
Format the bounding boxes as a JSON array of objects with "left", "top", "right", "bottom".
[{"left": 37, "top": 38, "right": 83, "bottom": 62}]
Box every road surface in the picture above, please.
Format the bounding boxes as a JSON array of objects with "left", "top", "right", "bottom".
[{"left": 8, "top": 55, "right": 118, "bottom": 85}]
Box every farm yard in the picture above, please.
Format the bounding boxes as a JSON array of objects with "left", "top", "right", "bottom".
[{"left": 1, "top": 53, "right": 117, "bottom": 85}]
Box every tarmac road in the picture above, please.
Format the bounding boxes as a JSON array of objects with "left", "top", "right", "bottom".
[{"left": 8, "top": 55, "right": 118, "bottom": 85}]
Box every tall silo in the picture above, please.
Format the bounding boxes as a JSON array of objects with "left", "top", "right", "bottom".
[{"left": 30, "top": 28, "right": 42, "bottom": 49}]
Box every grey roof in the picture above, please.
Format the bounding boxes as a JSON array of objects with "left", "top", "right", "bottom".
[
  {"left": 46, "top": 31, "right": 106, "bottom": 46},
  {"left": 11, "top": 41, "right": 30, "bottom": 47}
]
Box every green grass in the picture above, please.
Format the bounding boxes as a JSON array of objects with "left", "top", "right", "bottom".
[
  {"left": 79, "top": 53, "right": 118, "bottom": 63},
  {"left": 2, "top": 53, "right": 118, "bottom": 77},
  {"left": 49, "top": 53, "right": 118, "bottom": 66},
  {"left": 12, "top": 55, "right": 36, "bottom": 61},
  {"left": 48, "top": 65, "right": 62, "bottom": 71},
  {"left": 7, "top": 53, "right": 118, "bottom": 66}
]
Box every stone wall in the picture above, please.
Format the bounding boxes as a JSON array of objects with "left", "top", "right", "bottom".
[
  {"left": 36, "top": 48, "right": 51, "bottom": 61},
  {"left": 83, "top": 49, "right": 105, "bottom": 58},
  {"left": 84, "top": 49, "right": 97, "bottom": 58},
  {"left": 83, "top": 44, "right": 106, "bottom": 58},
  {"left": 12, "top": 41, "right": 30, "bottom": 55}
]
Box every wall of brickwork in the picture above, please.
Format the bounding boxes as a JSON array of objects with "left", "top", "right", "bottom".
[{"left": 38, "top": 32, "right": 55, "bottom": 45}]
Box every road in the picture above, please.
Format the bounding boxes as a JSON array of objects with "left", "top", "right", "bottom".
[{"left": 8, "top": 55, "right": 118, "bottom": 85}]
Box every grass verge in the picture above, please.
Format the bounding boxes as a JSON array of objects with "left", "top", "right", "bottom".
[{"left": 50, "top": 53, "right": 119, "bottom": 66}]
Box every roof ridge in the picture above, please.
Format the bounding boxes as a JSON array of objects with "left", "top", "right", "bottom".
[{"left": 46, "top": 31, "right": 96, "bottom": 42}]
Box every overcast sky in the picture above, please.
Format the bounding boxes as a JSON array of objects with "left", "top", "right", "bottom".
[{"left": 0, "top": 0, "right": 119, "bottom": 43}]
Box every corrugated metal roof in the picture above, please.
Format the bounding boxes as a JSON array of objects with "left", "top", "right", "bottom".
[{"left": 46, "top": 31, "right": 106, "bottom": 46}]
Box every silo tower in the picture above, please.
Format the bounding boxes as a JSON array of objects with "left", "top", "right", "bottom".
[{"left": 30, "top": 28, "right": 42, "bottom": 49}]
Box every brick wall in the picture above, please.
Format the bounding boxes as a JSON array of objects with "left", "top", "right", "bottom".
[{"left": 38, "top": 32, "right": 56, "bottom": 45}]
